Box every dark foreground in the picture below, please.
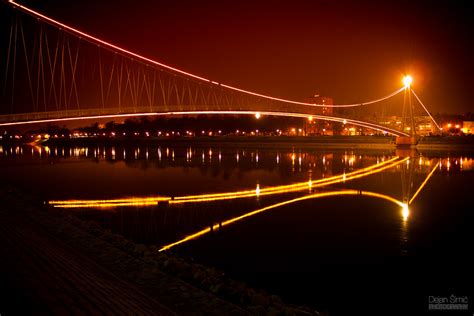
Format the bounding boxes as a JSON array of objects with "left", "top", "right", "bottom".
[{"left": 0, "top": 186, "right": 317, "bottom": 315}]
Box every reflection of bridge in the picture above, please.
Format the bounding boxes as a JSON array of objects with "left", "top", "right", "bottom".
[
  {"left": 48, "top": 154, "right": 438, "bottom": 251},
  {"left": 49, "top": 156, "right": 405, "bottom": 207},
  {"left": 1, "top": 1, "right": 439, "bottom": 138}
]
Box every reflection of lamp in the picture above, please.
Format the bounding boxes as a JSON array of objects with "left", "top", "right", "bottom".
[{"left": 402, "top": 204, "right": 409, "bottom": 221}]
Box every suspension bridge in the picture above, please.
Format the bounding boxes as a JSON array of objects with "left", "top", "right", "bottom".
[{"left": 1, "top": 0, "right": 440, "bottom": 143}]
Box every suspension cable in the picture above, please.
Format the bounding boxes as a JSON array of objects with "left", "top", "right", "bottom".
[
  {"left": 7, "top": 0, "right": 404, "bottom": 108},
  {"left": 411, "top": 89, "right": 442, "bottom": 131}
]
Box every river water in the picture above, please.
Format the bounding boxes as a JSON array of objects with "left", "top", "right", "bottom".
[{"left": 1, "top": 142, "right": 473, "bottom": 314}]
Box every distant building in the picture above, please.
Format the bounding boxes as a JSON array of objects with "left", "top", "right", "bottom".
[
  {"left": 377, "top": 115, "right": 437, "bottom": 136},
  {"left": 415, "top": 116, "right": 437, "bottom": 136},
  {"left": 462, "top": 121, "right": 474, "bottom": 134},
  {"left": 306, "top": 95, "right": 334, "bottom": 115},
  {"left": 304, "top": 95, "right": 334, "bottom": 135}
]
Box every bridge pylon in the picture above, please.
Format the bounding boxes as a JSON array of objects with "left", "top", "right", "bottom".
[{"left": 396, "top": 76, "right": 419, "bottom": 147}]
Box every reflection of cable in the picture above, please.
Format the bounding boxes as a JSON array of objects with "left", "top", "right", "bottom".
[
  {"left": 172, "top": 156, "right": 399, "bottom": 202},
  {"left": 408, "top": 160, "right": 438, "bottom": 205},
  {"left": 8, "top": 0, "right": 403, "bottom": 108},
  {"left": 49, "top": 157, "right": 405, "bottom": 208},
  {"left": 411, "top": 89, "right": 441, "bottom": 130},
  {"left": 159, "top": 189, "right": 406, "bottom": 252},
  {"left": 163, "top": 154, "right": 448, "bottom": 252}
]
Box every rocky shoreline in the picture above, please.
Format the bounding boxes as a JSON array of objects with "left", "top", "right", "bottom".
[{"left": 0, "top": 186, "right": 320, "bottom": 315}]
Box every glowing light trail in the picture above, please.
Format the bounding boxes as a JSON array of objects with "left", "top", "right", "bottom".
[
  {"left": 49, "top": 157, "right": 407, "bottom": 208},
  {"left": 161, "top": 156, "right": 442, "bottom": 252},
  {"left": 48, "top": 197, "right": 171, "bottom": 208},
  {"left": 7, "top": 1, "right": 403, "bottom": 109},
  {"left": 171, "top": 156, "right": 406, "bottom": 204},
  {"left": 408, "top": 160, "right": 438, "bottom": 205},
  {"left": 158, "top": 190, "right": 407, "bottom": 252}
]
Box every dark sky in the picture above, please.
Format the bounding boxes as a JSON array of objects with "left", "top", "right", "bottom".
[{"left": 5, "top": 0, "right": 474, "bottom": 114}]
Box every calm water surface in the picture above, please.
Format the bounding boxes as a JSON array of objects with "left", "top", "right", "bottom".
[{"left": 1, "top": 143, "right": 473, "bottom": 314}]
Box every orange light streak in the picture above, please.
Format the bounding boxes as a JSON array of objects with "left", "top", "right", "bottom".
[
  {"left": 171, "top": 156, "right": 406, "bottom": 204},
  {"left": 50, "top": 157, "right": 402, "bottom": 208},
  {"left": 49, "top": 196, "right": 170, "bottom": 207},
  {"left": 408, "top": 160, "right": 438, "bottom": 205},
  {"left": 54, "top": 201, "right": 161, "bottom": 208},
  {"left": 159, "top": 189, "right": 406, "bottom": 252}
]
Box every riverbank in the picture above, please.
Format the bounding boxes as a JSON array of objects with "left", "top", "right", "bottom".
[
  {"left": 0, "top": 186, "right": 318, "bottom": 315},
  {"left": 3, "top": 135, "right": 473, "bottom": 150}
]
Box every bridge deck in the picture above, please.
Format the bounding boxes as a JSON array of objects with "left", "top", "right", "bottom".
[{"left": 0, "top": 104, "right": 408, "bottom": 136}]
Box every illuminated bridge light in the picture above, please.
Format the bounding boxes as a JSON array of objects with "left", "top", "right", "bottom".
[{"left": 403, "top": 75, "right": 413, "bottom": 88}]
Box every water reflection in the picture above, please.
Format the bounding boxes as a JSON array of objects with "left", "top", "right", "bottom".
[
  {"left": 1, "top": 143, "right": 472, "bottom": 258},
  {"left": 49, "top": 156, "right": 406, "bottom": 207},
  {"left": 1, "top": 142, "right": 473, "bottom": 313},
  {"left": 5, "top": 144, "right": 467, "bottom": 170},
  {"left": 44, "top": 153, "right": 441, "bottom": 257},
  {"left": 158, "top": 189, "right": 409, "bottom": 252},
  {"left": 158, "top": 159, "right": 439, "bottom": 252}
]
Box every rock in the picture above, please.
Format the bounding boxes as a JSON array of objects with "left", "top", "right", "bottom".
[
  {"left": 282, "top": 307, "right": 297, "bottom": 316},
  {"left": 250, "top": 292, "right": 270, "bottom": 307},
  {"left": 177, "top": 265, "right": 193, "bottom": 280},
  {"left": 248, "top": 305, "right": 266, "bottom": 315},
  {"left": 270, "top": 294, "right": 284, "bottom": 309},
  {"left": 209, "top": 283, "right": 224, "bottom": 294},
  {"left": 133, "top": 244, "right": 148, "bottom": 257},
  {"left": 267, "top": 306, "right": 282, "bottom": 316}
]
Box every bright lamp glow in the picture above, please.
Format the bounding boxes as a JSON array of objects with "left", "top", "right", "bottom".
[
  {"left": 402, "top": 204, "right": 409, "bottom": 221},
  {"left": 403, "top": 75, "right": 413, "bottom": 88},
  {"left": 255, "top": 112, "right": 261, "bottom": 119}
]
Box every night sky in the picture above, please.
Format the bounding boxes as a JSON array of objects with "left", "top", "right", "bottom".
[{"left": 3, "top": 0, "right": 474, "bottom": 114}]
